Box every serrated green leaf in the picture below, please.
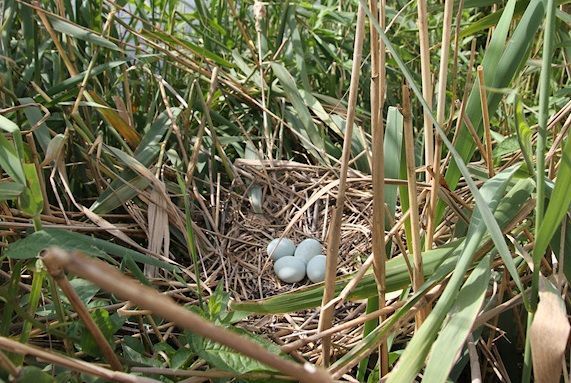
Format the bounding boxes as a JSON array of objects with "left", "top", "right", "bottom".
[
  {"left": 78, "top": 309, "right": 124, "bottom": 356},
  {"left": 190, "top": 327, "right": 288, "bottom": 374}
]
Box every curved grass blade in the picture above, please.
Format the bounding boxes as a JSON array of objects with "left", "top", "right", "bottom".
[
  {"left": 534, "top": 134, "right": 571, "bottom": 272},
  {"left": 4, "top": 229, "right": 180, "bottom": 272},
  {"left": 422, "top": 253, "right": 491, "bottom": 382},
  {"left": 0, "top": 182, "right": 25, "bottom": 201},
  {"left": 91, "top": 109, "right": 179, "bottom": 214},
  {"left": 47, "top": 14, "right": 121, "bottom": 51}
]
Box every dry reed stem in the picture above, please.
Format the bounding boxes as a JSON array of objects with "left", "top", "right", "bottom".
[
  {"left": 284, "top": 301, "right": 404, "bottom": 354},
  {"left": 0, "top": 336, "right": 157, "bottom": 383},
  {"left": 318, "top": 3, "right": 366, "bottom": 366},
  {"left": 425, "top": 0, "right": 455, "bottom": 250},
  {"left": 131, "top": 367, "right": 296, "bottom": 381},
  {"left": 402, "top": 85, "right": 427, "bottom": 325},
  {"left": 40, "top": 248, "right": 333, "bottom": 383},
  {"left": 416, "top": 0, "right": 433, "bottom": 182},
  {"left": 369, "top": 0, "right": 389, "bottom": 375},
  {"left": 477, "top": 66, "right": 495, "bottom": 177},
  {"left": 42, "top": 256, "right": 124, "bottom": 371},
  {"left": 0, "top": 350, "right": 18, "bottom": 378}
]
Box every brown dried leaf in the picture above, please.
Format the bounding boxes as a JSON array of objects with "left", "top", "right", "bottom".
[{"left": 530, "top": 276, "right": 570, "bottom": 383}]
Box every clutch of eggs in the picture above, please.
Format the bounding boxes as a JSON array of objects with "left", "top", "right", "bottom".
[{"left": 267, "top": 237, "right": 326, "bottom": 283}]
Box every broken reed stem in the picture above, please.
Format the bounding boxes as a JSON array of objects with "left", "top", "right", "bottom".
[
  {"left": 42, "top": 254, "right": 124, "bottom": 371},
  {"left": 318, "top": 3, "right": 366, "bottom": 367},
  {"left": 416, "top": 0, "right": 433, "bottom": 182},
  {"left": 369, "top": 0, "right": 389, "bottom": 376},
  {"left": 477, "top": 66, "right": 494, "bottom": 177},
  {"left": 425, "top": 0, "right": 455, "bottom": 251},
  {"left": 402, "top": 85, "right": 427, "bottom": 325},
  {"left": 0, "top": 337, "right": 158, "bottom": 383},
  {"left": 41, "top": 248, "right": 333, "bottom": 383}
]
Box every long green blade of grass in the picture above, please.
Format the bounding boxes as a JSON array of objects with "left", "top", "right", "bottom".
[{"left": 386, "top": 166, "right": 521, "bottom": 382}]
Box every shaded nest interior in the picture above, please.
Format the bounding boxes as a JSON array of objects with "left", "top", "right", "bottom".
[{"left": 199, "top": 159, "right": 376, "bottom": 302}]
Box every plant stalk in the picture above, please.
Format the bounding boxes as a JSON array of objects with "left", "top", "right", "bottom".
[{"left": 318, "top": 3, "right": 366, "bottom": 366}]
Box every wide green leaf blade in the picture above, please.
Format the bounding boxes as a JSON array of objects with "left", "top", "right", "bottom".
[
  {"left": 4, "top": 229, "right": 180, "bottom": 272},
  {"left": 271, "top": 63, "right": 328, "bottom": 164},
  {"left": 48, "top": 15, "right": 121, "bottom": 51},
  {"left": 422, "top": 253, "right": 492, "bottom": 382},
  {"left": 534, "top": 135, "right": 571, "bottom": 260},
  {"left": 0, "top": 182, "right": 25, "bottom": 201}
]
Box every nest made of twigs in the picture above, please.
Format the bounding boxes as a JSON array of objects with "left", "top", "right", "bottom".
[{"left": 198, "top": 159, "right": 376, "bottom": 303}]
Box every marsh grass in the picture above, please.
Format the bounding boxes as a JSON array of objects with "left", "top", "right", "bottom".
[{"left": 0, "top": 0, "right": 570, "bottom": 382}]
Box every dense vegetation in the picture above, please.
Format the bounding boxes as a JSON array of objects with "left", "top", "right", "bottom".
[{"left": 0, "top": 0, "right": 570, "bottom": 381}]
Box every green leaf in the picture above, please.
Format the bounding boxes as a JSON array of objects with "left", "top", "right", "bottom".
[
  {"left": 48, "top": 15, "right": 121, "bottom": 51},
  {"left": 0, "top": 182, "right": 25, "bottom": 201},
  {"left": 76, "top": 309, "right": 124, "bottom": 356},
  {"left": 271, "top": 63, "right": 328, "bottom": 164},
  {"left": 91, "top": 108, "right": 179, "bottom": 214},
  {"left": 515, "top": 98, "right": 534, "bottom": 173},
  {"left": 4, "top": 229, "right": 180, "bottom": 272},
  {"left": 19, "top": 163, "right": 44, "bottom": 217},
  {"left": 189, "top": 327, "right": 287, "bottom": 374},
  {"left": 0, "top": 117, "right": 25, "bottom": 184},
  {"left": 19, "top": 97, "right": 51, "bottom": 152},
  {"left": 15, "top": 366, "right": 55, "bottom": 383},
  {"left": 384, "top": 107, "right": 404, "bottom": 216},
  {"left": 422, "top": 254, "right": 492, "bottom": 382},
  {"left": 46, "top": 61, "right": 126, "bottom": 96},
  {"left": 534, "top": 135, "right": 571, "bottom": 261},
  {"left": 387, "top": 166, "right": 522, "bottom": 383}
]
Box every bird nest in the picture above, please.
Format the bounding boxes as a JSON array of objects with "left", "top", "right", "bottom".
[{"left": 200, "top": 159, "right": 376, "bottom": 303}]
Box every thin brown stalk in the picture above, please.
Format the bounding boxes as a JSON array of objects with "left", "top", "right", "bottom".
[
  {"left": 42, "top": 255, "right": 123, "bottom": 371},
  {"left": 425, "top": 0, "right": 455, "bottom": 250},
  {"left": 319, "top": 4, "right": 365, "bottom": 366},
  {"left": 477, "top": 66, "right": 494, "bottom": 177},
  {"left": 253, "top": 1, "right": 272, "bottom": 158},
  {"left": 369, "top": 0, "right": 389, "bottom": 376},
  {"left": 41, "top": 248, "right": 332, "bottom": 383},
  {"left": 131, "top": 367, "right": 296, "bottom": 381},
  {"left": 416, "top": 0, "right": 433, "bottom": 182},
  {"left": 402, "top": 85, "right": 427, "bottom": 325},
  {"left": 283, "top": 301, "right": 404, "bottom": 353},
  {"left": 33, "top": 1, "right": 78, "bottom": 77},
  {"left": 462, "top": 113, "right": 488, "bottom": 157},
  {"left": 0, "top": 337, "right": 157, "bottom": 383},
  {"left": 0, "top": 349, "right": 18, "bottom": 377},
  {"left": 318, "top": 3, "right": 366, "bottom": 366}
]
